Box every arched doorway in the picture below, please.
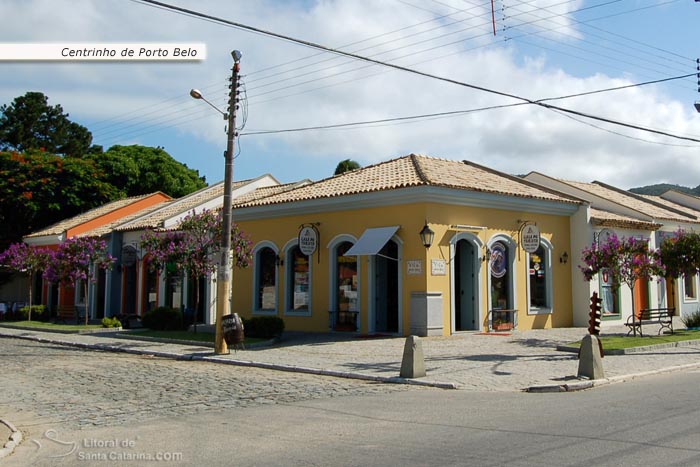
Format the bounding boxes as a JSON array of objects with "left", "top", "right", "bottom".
[{"left": 455, "top": 239, "right": 478, "bottom": 330}]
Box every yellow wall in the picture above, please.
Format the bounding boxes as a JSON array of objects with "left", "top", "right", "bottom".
[{"left": 233, "top": 200, "right": 573, "bottom": 335}]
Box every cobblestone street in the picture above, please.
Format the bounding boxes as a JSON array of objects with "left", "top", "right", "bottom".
[{"left": 0, "top": 337, "right": 416, "bottom": 431}]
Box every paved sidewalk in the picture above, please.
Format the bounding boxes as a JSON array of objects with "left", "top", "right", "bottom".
[{"left": 2, "top": 324, "right": 700, "bottom": 392}]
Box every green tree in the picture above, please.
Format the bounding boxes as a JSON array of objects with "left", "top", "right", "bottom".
[
  {"left": 334, "top": 159, "right": 361, "bottom": 175},
  {"left": 0, "top": 92, "right": 94, "bottom": 157},
  {"left": 0, "top": 150, "right": 120, "bottom": 249},
  {"left": 92, "top": 145, "right": 206, "bottom": 198}
]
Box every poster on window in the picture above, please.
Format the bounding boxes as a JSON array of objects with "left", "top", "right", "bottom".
[
  {"left": 261, "top": 286, "right": 276, "bottom": 309},
  {"left": 600, "top": 269, "right": 616, "bottom": 314},
  {"left": 490, "top": 242, "right": 507, "bottom": 279}
]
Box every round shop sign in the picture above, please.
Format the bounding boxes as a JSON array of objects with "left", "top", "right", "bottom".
[
  {"left": 521, "top": 224, "right": 540, "bottom": 254},
  {"left": 298, "top": 226, "right": 318, "bottom": 256},
  {"left": 121, "top": 245, "right": 137, "bottom": 267}
]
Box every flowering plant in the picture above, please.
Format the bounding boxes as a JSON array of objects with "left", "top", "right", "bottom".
[
  {"left": 0, "top": 242, "right": 52, "bottom": 320},
  {"left": 140, "top": 209, "right": 252, "bottom": 329},
  {"left": 44, "top": 237, "right": 115, "bottom": 325},
  {"left": 580, "top": 234, "right": 661, "bottom": 336},
  {"left": 580, "top": 234, "right": 661, "bottom": 290},
  {"left": 657, "top": 230, "right": 700, "bottom": 279}
]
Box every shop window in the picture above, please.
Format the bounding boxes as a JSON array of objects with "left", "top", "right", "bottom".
[
  {"left": 489, "top": 240, "right": 512, "bottom": 310},
  {"left": 528, "top": 243, "right": 552, "bottom": 314},
  {"left": 286, "top": 245, "right": 311, "bottom": 314},
  {"left": 75, "top": 279, "right": 86, "bottom": 304},
  {"left": 684, "top": 274, "right": 697, "bottom": 301},
  {"left": 599, "top": 269, "right": 620, "bottom": 316},
  {"left": 255, "top": 246, "right": 278, "bottom": 313},
  {"left": 334, "top": 241, "right": 358, "bottom": 313},
  {"left": 144, "top": 262, "right": 159, "bottom": 313},
  {"left": 165, "top": 274, "right": 182, "bottom": 310}
]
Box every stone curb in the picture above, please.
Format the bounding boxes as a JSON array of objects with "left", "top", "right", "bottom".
[
  {"left": 0, "top": 332, "right": 459, "bottom": 390},
  {"left": 0, "top": 323, "right": 122, "bottom": 335},
  {"left": 524, "top": 361, "right": 700, "bottom": 393},
  {"left": 106, "top": 332, "right": 278, "bottom": 349},
  {"left": 0, "top": 418, "right": 22, "bottom": 460},
  {"left": 556, "top": 338, "right": 700, "bottom": 355}
]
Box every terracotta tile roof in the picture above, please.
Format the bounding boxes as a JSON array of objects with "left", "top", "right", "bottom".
[
  {"left": 640, "top": 194, "right": 700, "bottom": 219},
  {"left": 233, "top": 181, "right": 311, "bottom": 207},
  {"left": 77, "top": 200, "right": 174, "bottom": 237},
  {"left": 237, "top": 154, "right": 579, "bottom": 208},
  {"left": 115, "top": 181, "right": 247, "bottom": 231},
  {"left": 563, "top": 180, "right": 696, "bottom": 222},
  {"left": 590, "top": 208, "right": 661, "bottom": 231},
  {"left": 25, "top": 193, "right": 156, "bottom": 238}
]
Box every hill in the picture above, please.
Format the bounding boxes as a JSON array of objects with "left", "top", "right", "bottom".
[{"left": 628, "top": 183, "right": 697, "bottom": 196}]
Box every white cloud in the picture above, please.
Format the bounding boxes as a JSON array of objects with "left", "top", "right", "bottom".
[{"left": 1, "top": 0, "right": 698, "bottom": 190}]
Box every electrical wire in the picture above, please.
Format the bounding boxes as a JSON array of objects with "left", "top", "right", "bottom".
[
  {"left": 100, "top": 0, "right": 688, "bottom": 140},
  {"left": 129, "top": 0, "right": 699, "bottom": 145}
]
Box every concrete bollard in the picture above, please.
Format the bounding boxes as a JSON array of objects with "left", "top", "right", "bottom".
[
  {"left": 400, "top": 335, "right": 426, "bottom": 378},
  {"left": 577, "top": 334, "right": 605, "bottom": 380}
]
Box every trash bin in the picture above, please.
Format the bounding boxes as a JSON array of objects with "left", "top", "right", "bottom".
[{"left": 221, "top": 313, "right": 245, "bottom": 347}]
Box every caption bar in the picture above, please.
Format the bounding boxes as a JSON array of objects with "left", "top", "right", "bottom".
[{"left": 0, "top": 43, "right": 206, "bottom": 61}]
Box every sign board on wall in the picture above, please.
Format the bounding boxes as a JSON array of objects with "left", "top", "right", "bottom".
[
  {"left": 407, "top": 260, "right": 423, "bottom": 275},
  {"left": 431, "top": 259, "right": 446, "bottom": 276},
  {"left": 298, "top": 226, "right": 318, "bottom": 256},
  {"left": 521, "top": 224, "right": 541, "bottom": 253},
  {"left": 121, "top": 245, "right": 137, "bottom": 267}
]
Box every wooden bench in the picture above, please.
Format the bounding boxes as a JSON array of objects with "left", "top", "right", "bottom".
[
  {"left": 55, "top": 305, "right": 84, "bottom": 324},
  {"left": 625, "top": 308, "right": 674, "bottom": 337}
]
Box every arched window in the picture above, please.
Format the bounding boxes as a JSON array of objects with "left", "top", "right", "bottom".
[
  {"left": 253, "top": 244, "right": 278, "bottom": 314},
  {"left": 286, "top": 244, "right": 311, "bottom": 315},
  {"left": 528, "top": 241, "right": 553, "bottom": 314},
  {"left": 333, "top": 241, "right": 358, "bottom": 314},
  {"left": 489, "top": 239, "right": 513, "bottom": 310}
]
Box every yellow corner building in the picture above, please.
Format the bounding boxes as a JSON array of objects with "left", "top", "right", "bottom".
[{"left": 232, "top": 154, "right": 582, "bottom": 336}]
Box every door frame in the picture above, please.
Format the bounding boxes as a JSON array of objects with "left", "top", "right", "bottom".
[
  {"left": 368, "top": 235, "right": 403, "bottom": 334},
  {"left": 450, "top": 232, "right": 484, "bottom": 333}
]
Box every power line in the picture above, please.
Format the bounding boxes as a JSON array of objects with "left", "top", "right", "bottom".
[
  {"left": 240, "top": 73, "right": 700, "bottom": 142},
  {"left": 131, "top": 0, "right": 700, "bottom": 145},
  {"left": 100, "top": 0, "right": 685, "bottom": 140}
]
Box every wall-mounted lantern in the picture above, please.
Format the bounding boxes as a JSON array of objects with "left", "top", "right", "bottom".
[
  {"left": 419, "top": 223, "right": 435, "bottom": 249},
  {"left": 560, "top": 252, "right": 569, "bottom": 264}
]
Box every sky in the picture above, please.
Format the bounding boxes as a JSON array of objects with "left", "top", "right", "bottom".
[{"left": 1, "top": 0, "right": 699, "bottom": 190}]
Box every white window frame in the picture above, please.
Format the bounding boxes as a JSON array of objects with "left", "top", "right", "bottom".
[{"left": 683, "top": 273, "right": 698, "bottom": 303}]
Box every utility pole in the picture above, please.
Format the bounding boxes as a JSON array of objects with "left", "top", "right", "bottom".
[{"left": 215, "top": 50, "right": 242, "bottom": 354}]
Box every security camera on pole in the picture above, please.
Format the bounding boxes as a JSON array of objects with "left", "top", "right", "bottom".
[{"left": 578, "top": 292, "right": 605, "bottom": 379}]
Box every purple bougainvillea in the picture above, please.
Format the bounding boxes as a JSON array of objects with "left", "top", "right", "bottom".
[
  {"left": 0, "top": 242, "right": 52, "bottom": 321},
  {"left": 140, "top": 209, "right": 252, "bottom": 329},
  {"left": 44, "top": 237, "right": 115, "bottom": 325},
  {"left": 579, "top": 234, "right": 662, "bottom": 336}
]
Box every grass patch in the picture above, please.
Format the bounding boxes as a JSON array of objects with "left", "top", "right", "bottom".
[
  {"left": 567, "top": 330, "right": 700, "bottom": 351},
  {"left": 129, "top": 329, "right": 266, "bottom": 346},
  {"left": 0, "top": 321, "right": 103, "bottom": 332}
]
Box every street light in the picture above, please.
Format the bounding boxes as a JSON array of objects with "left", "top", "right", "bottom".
[{"left": 190, "top": 50, "right": 242, "bottom": 354}]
